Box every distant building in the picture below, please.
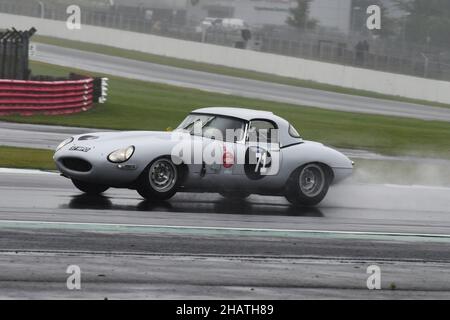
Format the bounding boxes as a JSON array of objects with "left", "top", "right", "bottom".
[
  {"left": 112, "top": 0, "right": 187, "bottom": 9},
  {"left": 187, "top": 0, "right": 353, "bottom": 34},
  {"left": 380, "top": 0, "right": 411, "bottom": 18},
  {"left": 102, "top": 0, "right": 383, "bottom": 35},
  {"left": 310, "top": 0, "right": 352, "bottom": 34},
  {"left": 186, "top": 0, "right": 294, "bottom": 27},
  {"left": 112, "top": 0, "right": 189, "bottom": 25}
]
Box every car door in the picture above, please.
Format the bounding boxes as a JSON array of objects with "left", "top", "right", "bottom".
[
  {"left": 200, "top": 115, "right": 247, "bottom": 176},
  {"left": 242, "top": 119, "right": 281, "bottom": 180}
]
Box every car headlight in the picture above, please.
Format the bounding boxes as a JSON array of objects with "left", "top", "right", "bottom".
[
  {"left": 56, "top": 137, "right": 74, "bottom": 151},
  {"left": 107, "top": 146, "right": 135, "bottom": 163}
]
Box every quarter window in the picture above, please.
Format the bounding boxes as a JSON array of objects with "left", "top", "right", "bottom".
[{"left": 289, "top": 124, "right": 301, "bottom": 138}]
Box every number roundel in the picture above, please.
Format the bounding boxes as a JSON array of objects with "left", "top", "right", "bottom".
[{"left": 244, "top": 146, "right": 272, "bottom": 180}]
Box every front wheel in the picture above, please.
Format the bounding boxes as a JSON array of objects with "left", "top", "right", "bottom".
[
  {"left": 285, "top": 163, "right": 331, "bottom": 206},
  {"left": 137, "top": 157, "right": 180, "bottom": 201},
  {"left": 71, "top": 179, "right": 109, "bottom": 195}
]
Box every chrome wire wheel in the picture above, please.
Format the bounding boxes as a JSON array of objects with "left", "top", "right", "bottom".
[
  {"left": 298, "top": 164, "right": 326, "bottom": 198},
  {"left": 148, "top": 159, "right": 177, "bottom": 193}
]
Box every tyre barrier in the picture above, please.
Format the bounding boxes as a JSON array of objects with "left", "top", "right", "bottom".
[{"left": 0, "top": 75, "right": 108, "bottom": 116}]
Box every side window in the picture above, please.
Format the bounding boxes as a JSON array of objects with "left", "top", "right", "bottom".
[
  {"left": 247, "top": 120, "right": 278, "bottom": 143},
  {"left": 202, "top": 116, "right": 246, "bottom": 142}
]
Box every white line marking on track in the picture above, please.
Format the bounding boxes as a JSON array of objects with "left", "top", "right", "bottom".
[{"left": 1, "top": 219, "right": 450, "bottom": 239}]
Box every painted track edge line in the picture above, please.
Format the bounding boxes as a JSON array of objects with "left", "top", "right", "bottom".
[{"left": 1, "top": 219, "right": 450, "bottom": 241}]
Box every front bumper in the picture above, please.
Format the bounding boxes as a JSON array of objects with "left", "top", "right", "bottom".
[{"left": 54, "top": 149, "right": 142, "bottom": 187}]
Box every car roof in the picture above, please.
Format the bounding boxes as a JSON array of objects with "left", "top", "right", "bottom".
[
  {"left": 192, "top": 107, "right": 274, "bottom": 121},
  {"left": 191, "top": 107, "right": 302, "bottom": 146}
]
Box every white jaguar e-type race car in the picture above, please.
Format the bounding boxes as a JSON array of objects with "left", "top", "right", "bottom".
[{"left": 54, "top": 107, "right": 353, "bottom": 206}]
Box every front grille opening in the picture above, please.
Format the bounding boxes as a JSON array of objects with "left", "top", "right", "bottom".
[{"left": 62, "top": 158, "right": 92, "bottom": 172}]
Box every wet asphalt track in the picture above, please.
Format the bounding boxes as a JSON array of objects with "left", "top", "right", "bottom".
[
  {"left": 0, "top": 170, "right": 449, "bottom": 298},
  {"left": 0, "top": 118, "right": 449, "bottom": 299}
]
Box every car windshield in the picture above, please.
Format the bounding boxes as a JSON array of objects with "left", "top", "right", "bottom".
[
  {"left": 177, "top": 114, "right": 214, "bottom": 132},
  {"left": 176, "top": 114, "right": 246, "bottom": 142}
]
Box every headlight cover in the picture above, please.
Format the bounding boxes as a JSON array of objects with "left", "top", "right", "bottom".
[
  {"left": 107, "top": 146, "right": 135, "bottom": 163},
  {"left": 56, "top": 137, "right": 74, "bottom": 151}
]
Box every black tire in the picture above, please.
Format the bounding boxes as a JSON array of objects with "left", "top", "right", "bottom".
[
  {"left": 71, "top": 179, "right": 109, "bottom": 195},
  {"left": 137, "top": 157, "right": 180, "bottom": 201},
  {"left": 219, "top": 190, "right": 251, "bottom": 201},
  {"left": 285, "top": 163, "right": 331, "bottom": 206}
]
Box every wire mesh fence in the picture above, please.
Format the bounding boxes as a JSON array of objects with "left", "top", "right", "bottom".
[
  {"left": 1, "top": 0, "right": 450, "bottom": 81},
  {"left": 259, "top": 36, "right": 450, "bottom": 80}
]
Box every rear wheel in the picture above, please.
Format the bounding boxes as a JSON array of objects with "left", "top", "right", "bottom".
[
  {"left": 137, "top": 157, "right": 179, "bottom": 201},
  {"left": 71, "top": 179, "right": 109, "bottom": 195},
  {"left": 285, "top": 163, "right": 331, "bottom": 206}
]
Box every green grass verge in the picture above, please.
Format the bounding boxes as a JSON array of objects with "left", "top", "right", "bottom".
[
  {"left": 0, "top": 146, "right": 55, "bottom": 171},
  {"left": 1, "top": 61, "right": 450, "bottom": 159},
  {"left": 33, "top": 35, "right": 450, "bottom": 109}
]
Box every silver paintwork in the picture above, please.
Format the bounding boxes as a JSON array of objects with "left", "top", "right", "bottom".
[{"left": 53, "top": 107, "right": 353, "bottom": 195}]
